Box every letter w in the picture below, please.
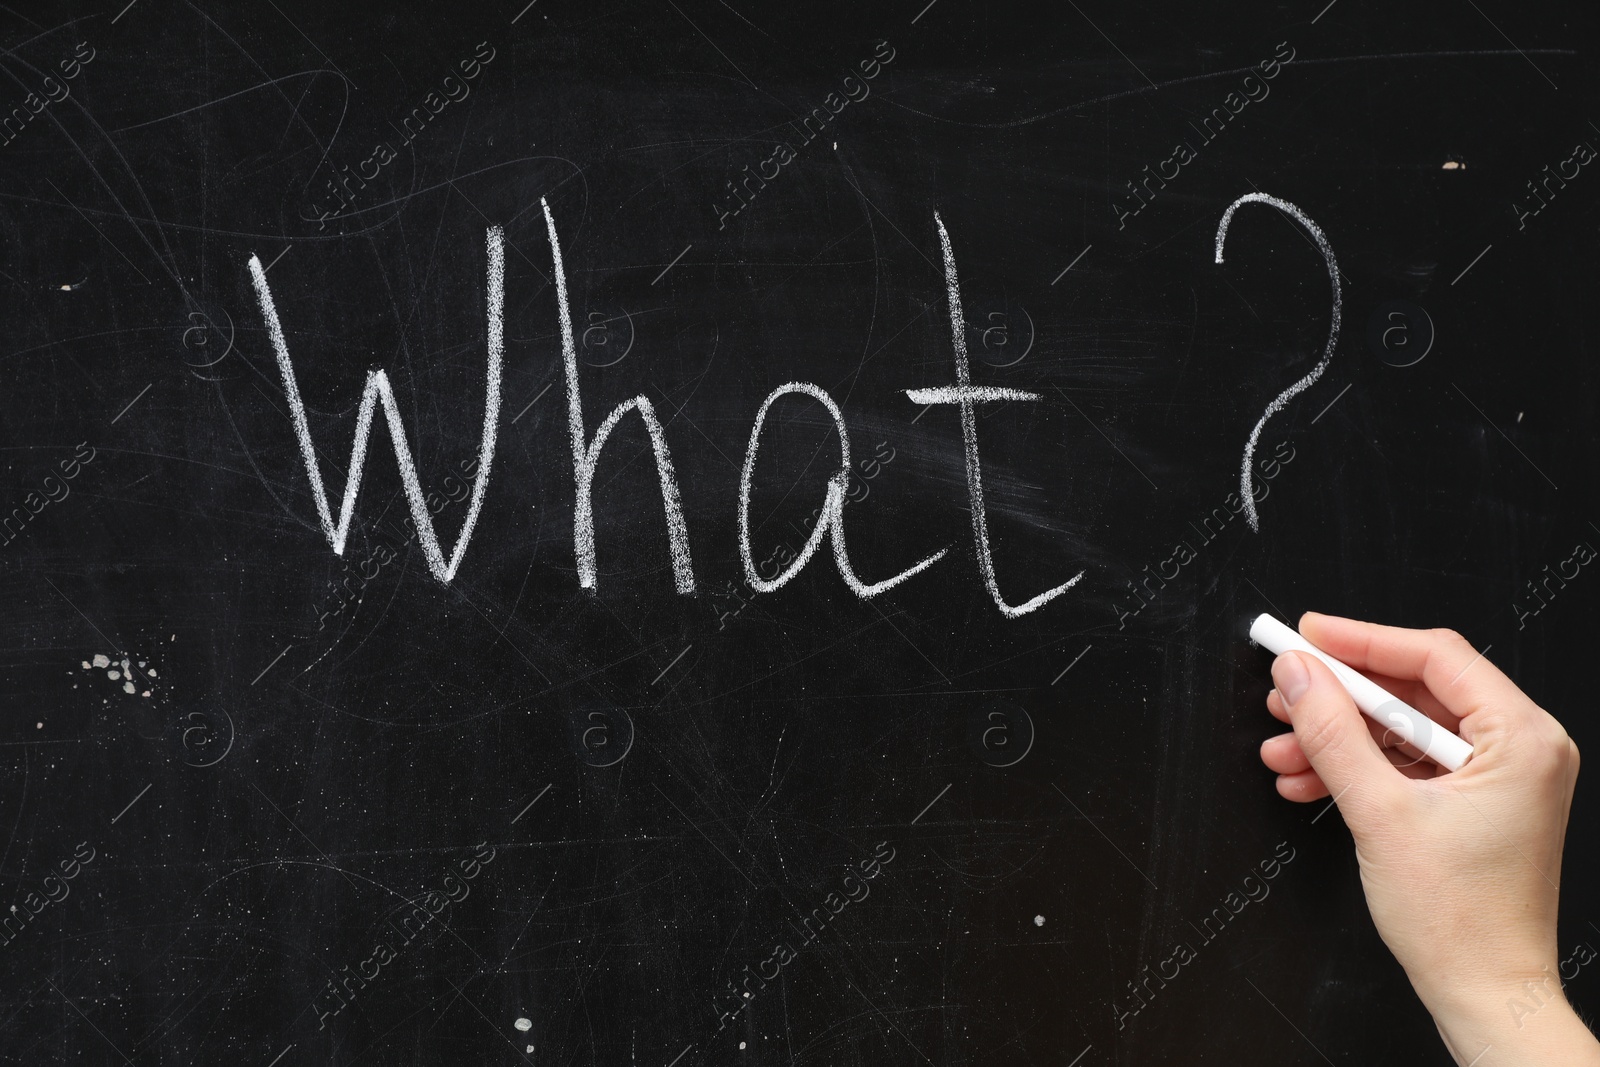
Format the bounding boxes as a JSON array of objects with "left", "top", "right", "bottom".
[{"left": 247, "top": 227, "right": 504, "bottom": 583}]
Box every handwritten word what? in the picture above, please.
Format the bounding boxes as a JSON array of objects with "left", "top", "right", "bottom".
[{"left": 248, "top": 192, "right": 1338, "bottom": 619}]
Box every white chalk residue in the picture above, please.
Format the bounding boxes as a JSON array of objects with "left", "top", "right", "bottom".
[
  {"left": 247, "top": 228, "right": 505, "bottom": 583},
  {"left": 739, "top": 382, "right": 947, "bottom": 597},
  {"left": 1213, "top": 192, "right": 1341, "bottom": 532},
  {"left": 541, "top": 197, "right": 697, "bottom": 594},
  {"left": 924, "top": 211, "right": 1083, "bottom": 618},
  {"left": 83, "top": 653, "right": 153, "bottom": 699}
]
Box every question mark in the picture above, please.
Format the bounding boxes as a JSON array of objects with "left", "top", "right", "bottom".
[{"left": 1214, "top": 193, "right": 1341, "bottom": 532}]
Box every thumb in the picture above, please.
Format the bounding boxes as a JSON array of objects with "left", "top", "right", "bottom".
[{"left": 1273, "top": 651, "right": 1400, "bottom": 813}]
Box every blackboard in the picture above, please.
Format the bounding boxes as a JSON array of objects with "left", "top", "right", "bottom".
[{"left": 2, "top": 3, "right": 1595, "bottom": 1064}]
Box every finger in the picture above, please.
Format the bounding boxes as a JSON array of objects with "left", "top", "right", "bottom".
[
  {"left": 1261, "top": 731, "right": 1312, "bottom": 774},
  {"left": 1273, "top": 650, "right": 1404, "bottom": 815},
  {"left": 1386, "top": 748, "right": 1448, "bottom": 780},
  {"left": 1359, "top": 673, "right": 1466, "bottom": 736},
  {"left": 1363, "top": 710, "right": 1435, "bottom": 771},
  {"left": 1270, "top": 662, "right": 1464, "bottom": 739},
  {"left": 1297, "top": 612, "right": 1526, "bottom": 724},
  {"left": 1270, "top": 667, "right": 1463, "bottom": 772},
  {"left": 1278, "top": 666, "right": 1464, "bottom": 766},
  {"left": 1275, "top": 767, "right": 1330, "bottom": 802}
]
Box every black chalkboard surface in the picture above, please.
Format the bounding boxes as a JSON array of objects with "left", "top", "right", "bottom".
[{"left": 1, "top": 2, "right": 1595, "bottom": 1064}]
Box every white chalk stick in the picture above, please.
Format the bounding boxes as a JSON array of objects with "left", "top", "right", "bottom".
[{"left": 1250, "top": 613, "right": 1473, "bottom": 772}]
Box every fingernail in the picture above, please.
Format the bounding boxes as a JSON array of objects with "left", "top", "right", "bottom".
[{"left": 1273, "top": 652, "right": 1310, "bottom": 706}]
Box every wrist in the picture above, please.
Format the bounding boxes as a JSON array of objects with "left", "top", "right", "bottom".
[{"left": 1427, "top": 988, "right": 1600, "bottom": 1066}]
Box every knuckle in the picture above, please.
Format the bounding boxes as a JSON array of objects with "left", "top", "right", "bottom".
[
  {"left": 1551, "top": 729, "right": 1577, "bottom": 768},
  {"left": 1294, "top": 710, "right": 1344, "bottom": 759},
  {"left": 1429, "top": 626, "right": 1474, "bottom": 652},
  {"left": 1524, "top": 727, "right": 1575, "bottom": 777}
]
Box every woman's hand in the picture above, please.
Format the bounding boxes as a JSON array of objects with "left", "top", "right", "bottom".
[{"left": 1258, "top": 612, "right": 1597, "bottom": 1065}]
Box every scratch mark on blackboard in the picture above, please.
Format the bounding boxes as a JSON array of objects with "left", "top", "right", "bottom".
[
  {"left": 510, "top": 382, "right": 554, "bottom": 424},
  {"left": 511, "top": 784, "right": 553, "bottom": 825},
  {"left": 840, "top": 974, "right": 937, "bottom": 1066},
  {"left": 1450, "top": 243, "right": 1493, "bottom": 285},
  {"left": 1051, "top": 645, "right": 1093, "bottom": 684},
  {"left": 1308, "top": 382, "right": 1351, "bottom": 425},
  {"left": 450, "top": 585, "right": 553, "bottom": 684},
  {"left": 653, "top": 383, "right": 738, "bottom": 469},
  {"left": 651, "top": 644, "right": 693, "bottom": 685},
  {"left": 250, "top": 643, "right": 292, "bottom": 685},
  {"left": 259, "top": 245, "right": 291, "bottom": 272},
  {"left": 0, "top": 749, "right": 26, "bottom": 878},
  {"left": 1242, "top": 577, "right": 1288, "bottom": 623},
  {"left": 108, "top": 68, "right": 348, "bottom": 135},
  {"left": 110, "top": 782, "right": 151, "bottom": 825},
  {"left": 45, "top": 979, "right": 136, "bottom": 1065},
  {"left": 42, "top": 575, "right": 121, "bottom": 650},
  {"left": 1053, "top": 386, "right": 1158, "bottom": 490},
  {"left": 1451, "top": 383, "right": 1559, "bottom": 489},
  {"left": 442, "top": 977, "right": 537, "bottom": 1063},
  {"left": 262, "top": 0, "right": 357, "bottom": 88},
  {"left": 1243, "top": 977, "right": 1339, "bottom": 1065},
  {"left": 650, "top": 243, "right": 693, "bottom": 286},
  {"left": 652, "top": 785, "right": 759, "bottom": 889},
  {"left": 1064, "top": 0, "right": 1158, "bottom": 90},
  {"left": 1461, "top": 0, "right": 1559, "bottom": 90},
  {"left": 879, "top": 50, "right": 1573, "bottom": 130},
  {"left": 110, "top": 382, "right": 151, "bottom": 424},
  {"left": 865, "top": 599, "right": 951, "bottom": 683},
  {"left": 839, "top": 171, "right": 938, "bottom": 273},
  {"left": 43, "top": 178, "right": 151, "bottom": 283},
  {"left": 1052, "top": 783, "right": 1158, "bottom": 890},
  {"left": 1051, "top": 244, "right": 1092, "bottom": 284},
  {"left": 910, "top": 783, "right": 951, "bottom": 825},
  {"left": 249, "top": 782, "right": 364, "bottom": 894},
  {"left": 662, "top": 0, "right": 767, "bottom": 99}
]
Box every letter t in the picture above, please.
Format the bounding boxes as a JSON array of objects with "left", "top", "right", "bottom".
[{"left": 904, "top": 211, "right": 1085, "bottom": 618}]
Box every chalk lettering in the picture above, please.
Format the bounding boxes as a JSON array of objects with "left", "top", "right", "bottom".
[
  {"left": 1213, "top": 193, "right": 1340, "bottom": 532},
  {"left": 247, "top": 228, "right": 504, "bottom": 584}
]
